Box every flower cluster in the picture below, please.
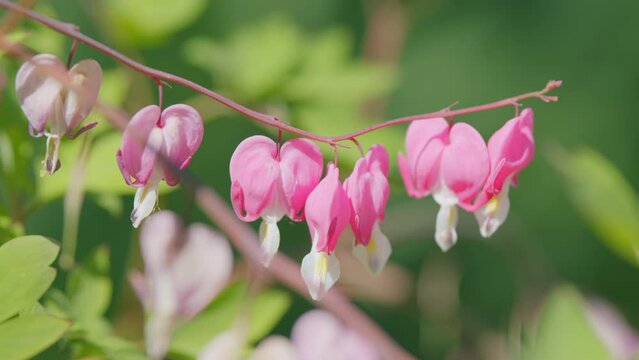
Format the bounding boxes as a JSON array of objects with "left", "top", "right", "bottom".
[
  {"left": 230, "top": 137, "right": 392, "bottom": 300},
  {"left": 230, "top": 110, "right": 534, "bottom": 300},
  {"left": 398, "top": 109, "right": 535, "bottom": 250}
]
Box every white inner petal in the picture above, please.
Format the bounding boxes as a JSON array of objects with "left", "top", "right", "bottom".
[
  {"left": 435, "top": 203, "right": 458, "bottom": 252},
  {"left": 475, "top": 178, "right": 511, "bottom": 238},
  {"left": 301, "top": 233, "right": 341, "bottom": 301},
  {"left": 131, "top": 173, "right": 161, "bottom": 228},
  {"left": 259, "top": 219, "right": 280, "bottom": 267},
  {"left": 353, "top": 222, "right": 392, "bottom": 275}
]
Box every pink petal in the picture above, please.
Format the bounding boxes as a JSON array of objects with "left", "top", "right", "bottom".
[
  {"left": 399, "top": 118, "right": 448, "bottom": 197},
  {"left": 64, "top": 59, "right": 102, "bottom": 132},
  {"left": 344, "top": 145, "right": 389, "bottom": 245},
  {"left": 440, "top": 122, "right": 489, "bottom": 207},
  {"left": 279, "top": 138, "right": 323, "bottom": 221},
  {"left": 171, "top": 224, "right": 233, "bottom": 318},
  {"left": 139, "top": 210, "right": 183, "bottom": 275},
  {"left": 128, "top": 271, "right": 149, "bottom": 309},
  {"left": 229, "top": 136, "right": 280, "bottom": 221},
  {"left": 119, "top": 105, "right": 162, "bottom": 186},
  {"left": 304, "top": 163, "right": 351, "bottom": 253},
  {"left": 15, "top": 54, "right": 66, "bottom": 135},
  {"left": 484, "top": 108, "right": 535, "bottom": 195},
  {"left": 159, "top": 104, "right": 204, "bottom": 186}
]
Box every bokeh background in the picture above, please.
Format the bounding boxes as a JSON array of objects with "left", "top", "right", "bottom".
[{"left": 0, "top": 0, "right": 638, "bottom": 359}]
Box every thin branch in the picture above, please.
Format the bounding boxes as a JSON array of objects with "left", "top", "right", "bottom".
[{"left": 0, "top": 0, "right": 561, "bottom": 147}]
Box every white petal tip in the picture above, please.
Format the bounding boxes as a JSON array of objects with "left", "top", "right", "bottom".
[
  {"left": 259, "top": 220, "right": 280, "bottom": 267},
  {"left": 131, "top": 184, "right": 158, "bottom": 228},
  {"left": 301, "top": 250, "right": 340, "bottom": 301},
  {"left": 353, "top": 224, "right": 392, "bottom": 275}
]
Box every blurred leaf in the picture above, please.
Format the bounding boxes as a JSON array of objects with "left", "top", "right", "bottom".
[
  {"left": 552, "top": 147, "right": 639, "bottom": 265},
  {"left": 19, "top": 4, "right": 65, "bottom": 55},
  {"left": 0, "top": 236, "right": 59, "bottom": 322},
  {"left": 104, "top": 0, "right": 207, "bottom": 46},
  {"left": 170, "top": 282, "right": 291, "bottom": 359},
  {"left": 184, "top": 17, "right": 303, "bottom": 100},
  {"left": 77, "top": 334, "right": 147, "bottom": 360},
  {"left": 0, "top": 216, "right": 24, "bottom": 243},
  {"left": 66, "top": 247, "right": 112, "bottom": 325},
  {"left": 522, "top": 285, "right": 610, "bottom": 360},
  {"left": 0, "top": 315, "right": 69, "bottom": 360}
]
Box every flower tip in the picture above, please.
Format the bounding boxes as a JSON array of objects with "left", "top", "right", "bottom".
[
  {"left": 301, "top": 250, "right": 340, "bottom": 301},
  {"left": 259, "top": 220, "right": 281, "bottom": 267},
  {"left": 353, "top": 224, "right": 392, "bottom": 275}
]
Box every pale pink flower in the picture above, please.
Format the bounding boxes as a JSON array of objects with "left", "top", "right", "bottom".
[
  {"left": 343, "top": 144, "right": 391, "bottom": 274},
  {"left": 472, "top": 109, "right": 534, "bottom": 237},
  {"left": 117, "top": 104, "right": 203, "bottom": 228},
  {"left": 301, "top": 163, "right": 351, "bottom": 300},
  {"left": 129, "top": 211, "right": 233, "bottom": 360},
  {"left": 16, "top": 53, "right": 102, "bottom": 174},
  {"left": 291, "top": 310, "right": 379, "bottom": 360},
  {"left": 398, "top": 119, "right": 489, "bottom": 251},
  {"left": 585, "top": 298, "right": 639, "bottom": 360},
  {"left": 230, "top": 135, "right": 323, "bottom": 266}
]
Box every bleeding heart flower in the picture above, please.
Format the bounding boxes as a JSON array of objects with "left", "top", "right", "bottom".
[
  {"left": 472, "top": 109, "right": 534, "bottom": 237},
  {"left": 230, "top": 135, "right": 323, "bottom": 266},
  {"left": 398, "top": 119, "right": 489, "bottom": 251},
  {"left": 343, "top": 144, "right": 391, "bottom": 275},
  {"left": 291, "top": 310, "right": 380, "bottom": 360},
  {"left": 129, "top": 210, "right": 233, "bottom": 360},
  {"left": 117, "top": 104, "right": 203, "bottom": 228},
  {"left": 301, "top": 163, "right": 351, "bottom": 300},
  {"left": 15, "top": 53, "right": 102, "bottom": 175}
]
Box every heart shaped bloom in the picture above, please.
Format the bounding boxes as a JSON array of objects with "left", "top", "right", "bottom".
[
  {"left": 398, "top": 119, "right": 489, "bottom": 251},
  {"left": 343, "top": 144, "right": 391, "bottom": 274},
  {"left": 16, "top": 53, "right": 102, "bottom": 175},
  {"left": 129, "top": 211, "right": 233, "bottom": 360},
  {"left": 230, "top": 135, "right": 323, "bottom": 266},
  {"left": 117, "top": 104, "right": 203, "bottom": 228},
  {"left": 301, "top": 163, "right": 351, "bottom": 300},
  {"left": 472, "top": 109, "right": 534, "bottom": 237}
]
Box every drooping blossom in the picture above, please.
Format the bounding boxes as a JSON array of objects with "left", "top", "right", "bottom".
[
  {"left": 129, "top": 211, "right": 233, "bottom": 360},
  {"left": 398, "top": 119, "right": 489, "bottom": 251},
  {"left": 472, "top": 108, "right": 534, "bottom": 237},
  {"left": 585, "top": 298, "right": 639, "bottom": 360},
  {"left": 199, "top": 310, "right": 378, "bottom": 360},
  {"left": 230, "top": 135, "right": 323, "bottom": 266},
  {"left": 16, "top": 53, "right": 102, "bottom": 175},
  {"left": 301, "top": 163, "right": 351, "bottom": 300},
  {"left": 117, "top": 104, "right": 203, "bottom": 228},
  {"left": 290, "top": 310, "right": 379, "bottom": 360},
  {"left": 343, "top": 144, "right": 391, "bottom": 274}
]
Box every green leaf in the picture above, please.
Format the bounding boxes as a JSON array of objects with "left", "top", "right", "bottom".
[
  {"left": 105, "top": 0, "right": 207, "bottom": 46},
  {"left": 0, "top": 315, "right": 69, "bottom": 360},
  {"left": 170, "top": 282, "right": 291, "bottom": 358},
  {"left": 67, "top": 247, "right": 112, "bottom": 323},
  {"left": 522, "top": 285, "right": 610, "bottom": 360},
  {"left": 0, "top": 236, "right": 59, "bottom": 322},
  {"left": 552, "top": 147, "right": 639, "bottom": 265}
]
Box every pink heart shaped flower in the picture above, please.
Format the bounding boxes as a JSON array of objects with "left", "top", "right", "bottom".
[
  {"left": 16, "top": 53, "right": 102, "bottom": 174},
  {"left": 230, "top": 135, "right": 323, "bottom": 266},
  {"left": 117, "top": 104, "right": 203, "bottom": 228}
]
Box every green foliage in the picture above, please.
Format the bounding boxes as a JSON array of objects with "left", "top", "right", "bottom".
[
  {"left": 0, "top": 236, "right": 59, "bottom": 322},
  {"left": 522, "top": 285, "right": 610, "bottom": 360},
  {"left": 0, "top": 315, "right": 70, "bottom": 360},
  {"left": 104, "top": 0, "right": 207, "bottom": 46},
  {"left": 170, "top": 282, "right": 291, "bottom": 359},
  {"left": 552, "top": 147, "right": 639, "bottom": 265}
]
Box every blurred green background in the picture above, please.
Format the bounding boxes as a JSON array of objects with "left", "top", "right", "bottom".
[{"left": 0, "top": 0, "right": 638, "bottom": 359}]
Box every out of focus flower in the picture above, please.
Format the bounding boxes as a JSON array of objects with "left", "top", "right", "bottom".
[
  {"left": 117, "top": 104, "right": 203, "bottom": 228},
  {"left": 302, "top": 163, "right": 351, "bottom": 300},
  {"left": 129, "top": 211, "right": 233, "bottom": 360},
  {"left": 16, "top": 53, "right": 102, "bottom": 175},
  {"left": 398, "top": 119, "right": 489, "bottom": 251},
  {"left": 344, "top": 144, "right": 391, "bottom": 274},
  {"left": 585, "top": 298, "right": 639, "bottom": 360},
  {"left": 472, "top": 109, "right": 535, "bottom": 237},
  {"left": 230, "top": 135, "right": 323, "bottom": 266}
]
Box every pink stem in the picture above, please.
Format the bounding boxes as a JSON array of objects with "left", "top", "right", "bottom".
[{"left": 0, "top": 0, "right": 560, "bottom": 146}]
